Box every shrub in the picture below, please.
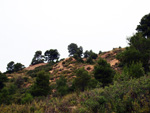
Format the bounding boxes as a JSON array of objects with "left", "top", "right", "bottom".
[
  {"left": 31, "top": 70, "right": 51, "bottom": 97},
  {"left": 73, "top": 68, "right": 91, "bottom": 91},
  {"left": 86, "top": 57, "right": 94, "bottom": 64},
  {"left": 0, "top": 87, "right": 11, "bottom": 105},
  {"left": 21, "top": 93, "right": 33, "bottom": 104},
  {"left": 123, "top": 62, "right": 145, "bottom": 78},
  {"left": 94, "top": 58, "right": 115, "bottom": 87},
  {"left": 15, "top": 76, "right": 24, "bottom": 88},
  {"left": 56, "top": 76, "right": 69, "bottom": 96}
]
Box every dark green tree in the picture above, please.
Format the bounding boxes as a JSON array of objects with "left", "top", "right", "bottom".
[
  {"left": 68, "top": 43, "right": 83, "bottom": 59},
  {"left": 7, "top": 61, "right": 25, "bottom": 73},
  {"left": 0, "top": 72, "right": 8, "bottom": 90},
  {"left": 68, "top": 43, "right": 78, "bottom": 56},
  {"left": 73, "top": 68, "right": 91, "bottom": 91},
  {"left": 56, "top": 76, "right": 69, "bottom": 96},
  {"left": 116, "top": 47, "right": 141, "bottom": 66},
  {"left": 117, "top": 13, "right": 150, "bottom": 72},
  {"left": 86, "top": 56, "right": 94, "bottom": 64},
  {"left": 44, "top": 49, "right": 60, "bottom": 62},
  {"left": 84, "top": 50, "right": 98, "bottom": 59},
  {"left": 31, "top": 51, "right": 44, "bottom": 65},
  {"left": 7, "top": 61, "right": 15, "bottom": 73},
  {"left": 94, "top": 58, "right": 115, "bottom": 87},
  {"left": 31, "top": 70, "right": 50, "bottom": 97},
  {"left": 136, "top": 13, "right": 150, "bottom": 38},
  {"left": 14, "top": 63, "right": 25, "bottom": 72}
]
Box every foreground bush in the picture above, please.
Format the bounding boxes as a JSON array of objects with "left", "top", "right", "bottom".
[{"left": 1, "top": 75, "right": 150, "bottom": 112}]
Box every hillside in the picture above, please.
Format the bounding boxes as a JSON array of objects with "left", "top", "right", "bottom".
[
  {"left": 1, "top": 46, "right": 150, "bottom": 113},
  {"left": 17, "top": 48, "right": 123, "bottom": 87},
  {"left": 1, "top": 12, "right": 150, "bottom": 113},
  {"left": 2, "top": 48, "right": 123, "bottom": 101}
]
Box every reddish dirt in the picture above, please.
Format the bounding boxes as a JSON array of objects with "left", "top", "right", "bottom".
[{"left": 109, "top": 59, "right": 119, "bottom": 66}]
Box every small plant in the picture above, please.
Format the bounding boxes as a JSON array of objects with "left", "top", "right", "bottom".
[{"left": 21, "top": 93, "right": 33, "bottom": 104}]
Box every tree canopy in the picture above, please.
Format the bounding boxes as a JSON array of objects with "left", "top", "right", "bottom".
[
  {"left": 7, "top": 61, "right": 15, "bottom": 73},
  {"left": 31, "top": 51, "right": 44, "bottom": 65},
  {"left": 7, "top": 61, "right": 25, "bottom": 73},
  {"left": 44, "top": 49, "right": 60, "bottom": 62},
  {"left": 84, "top": 50, "right": 98, "bottom": 59},
  {"left": 136, "top": 13, "right": 150, "bottom": 38},
  {"left": 117, "top": 13, "right": 150, "bottom": 72},
  {"left": 68, "top": 43, "right": 83, "bottom": 59}
]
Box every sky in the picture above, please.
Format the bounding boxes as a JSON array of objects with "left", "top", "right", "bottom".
[{"left": 0, "top": 0, "right": 150, "bottom": 72}]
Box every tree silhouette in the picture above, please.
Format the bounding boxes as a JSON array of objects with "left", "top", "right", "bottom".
[
  {"left": 68, "top": 43, "right": 83, "bottom": 60},
  {"left": 7, "top": 61, "right": 15, "bottom": 73},
  {"left": 44, "top": 49, "right": 60, "bottom": 62},
  {"left": 31, "top": 51, "right": 44, "bottom": 65},
  {"left": 94, "top": 58, "right": 115, "bottom": 87},
  {"left": 136, "top": 13, "right": 150, "bottom": 38}
]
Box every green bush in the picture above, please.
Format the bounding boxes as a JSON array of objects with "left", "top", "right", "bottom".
[
  {"left": 56, "top": 76, "right": 69, "bottom": 96},
  {"left": 73, "top": 68, "right": 91, "bottom": 91},
  {"left": 86, "top": 56, "right": 94, "bottom": 64},
  {"left": 31, "top": 70, "right": 51, "bottom": 97},
  {"left": 21, "top": 93, "right": 33, "bottom": 104},
  {"left": 94, "top": 58, "right": 115, "bottom": 87},
  {"left": 0, "top": 87, "right": 12, "bottom": 105},
  {"left": 123, "top": 62, "right": 145, "bottom": 78}
]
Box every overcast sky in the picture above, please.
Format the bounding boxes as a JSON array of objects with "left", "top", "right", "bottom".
[{"left": 0, "top": 0, "right": 150, "bottom": 72}]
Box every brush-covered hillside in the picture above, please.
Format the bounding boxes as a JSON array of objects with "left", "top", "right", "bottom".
[{"left": 0, "top": 13, "right": 150, "bottom": 113}]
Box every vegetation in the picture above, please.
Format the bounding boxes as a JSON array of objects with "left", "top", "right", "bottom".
[
  {"left": 68, "top": 43, "right": 83, "bottom": 61},
  {"left": 7, "top": 61, "right": 25, "bottom": 73},
  {"left": 0, "top": 72, "right": 7, "bottom": 90},
  {"left": 94, "top": 58, "right": 115, "bottom": 87},
  {"left": 136, "top": 13, "right": 150, "bottom": 37},
  {"left": 31, "top": 70, "right": 51, "bottom": 97},
  {"left": 0, "top": 13, "right": 150, "bottom": 113},
  {"left": 72, "top": 68, "right": 92, "bottom": 92},
  {"left": 31, "top": 51, "right": 44, "bottom": 65},
  {"left": 56, "top": 76, "right": 69, "bottom": 96},
  {"left": 117, "top": 13, "right": 150, "bottom": 72},
  {"left": 44, "top": 49, "right": 60, "bottom": 62}
]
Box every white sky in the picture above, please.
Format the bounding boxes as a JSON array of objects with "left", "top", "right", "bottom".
[{"left": 0, "top": 0, "right": 150, "bottom": 72}]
